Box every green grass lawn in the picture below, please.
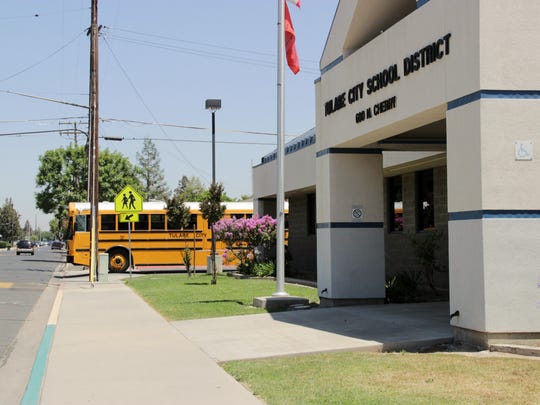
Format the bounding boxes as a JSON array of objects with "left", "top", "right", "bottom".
[
  {"left": 223, "top": 351, "right": 540, "bottom": 405},
  {"left": 126, "top": 273, "right": 540, "bottom": 404},
  {"left": 126, "top": 273, "right": 319, "bottom": 320}
]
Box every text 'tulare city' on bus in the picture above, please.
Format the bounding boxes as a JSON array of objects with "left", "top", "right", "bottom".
[{"left": 65, "top": 201, "right": 287, "bottom": 272}]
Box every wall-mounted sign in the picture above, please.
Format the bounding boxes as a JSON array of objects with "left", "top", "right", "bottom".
[
  {"left": 352, "top": 205, "right": 364, "bottom": 221},
  {"left": 323, "top": 33, "right": 452, "bottom": 125},
  {"left": 515, "top": 141, "right": 533, "bottom": 161}
]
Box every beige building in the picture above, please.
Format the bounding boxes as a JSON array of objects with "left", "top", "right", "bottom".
[{"left": 252, "top": 0, "right": 540, "bottom": 347}]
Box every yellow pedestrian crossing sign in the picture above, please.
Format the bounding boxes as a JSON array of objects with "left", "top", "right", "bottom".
[{"left": 114, "top": 185, "right": 143, "bottom": 213}]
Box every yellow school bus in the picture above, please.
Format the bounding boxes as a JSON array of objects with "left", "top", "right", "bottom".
[{"left": 65, "top": 201, "right": 255, "bottom": 272}]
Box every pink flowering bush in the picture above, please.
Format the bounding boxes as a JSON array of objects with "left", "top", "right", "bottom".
[{"left": 214, "top": 215, "right": 277, "bottom": 275}]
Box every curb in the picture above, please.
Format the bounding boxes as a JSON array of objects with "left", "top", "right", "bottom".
[
  {"left": 489, "top": 344, "right": 540, "bottom": 357},
  {"left": 20, "top": 269, "right": 64, "bottom": 405}
]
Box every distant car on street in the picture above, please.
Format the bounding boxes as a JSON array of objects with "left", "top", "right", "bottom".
[
  {"left": 51, "top": 240, "right": 64, "bottom": 250},
  {"left": 16, "top": 240, "right": 35, "bottom": 255}
]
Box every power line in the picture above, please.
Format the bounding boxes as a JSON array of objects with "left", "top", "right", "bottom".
[
  {"left": 104, "top": 28, "right": 320, "bottom": 75},
  {"left": 101, "top": 118, "right": 295, "bottom": 138},
  {"left": 0, "top": 116, "right": 86, "bottom": 124},
  {"left": 103, "top": 37, "right": 204, "bottom": 179},
  {"left": 0, "top": 31, "right": 86, "bottom": 83},
  {"left": 0, "top": 129, "right": 69, "bottom": 137},
  {"left": 0, "top": 89, "right": 88, "bottom": 109},
  {"left": 111, "top": 26, "right": 321, "bottom": 64},
  {"left": 102, "top": 136, "right": 275, "bottom": 146},
  {"left": 0, "top": 129, "right": 278, "bottom": 147},
  {"left": 0, "top": 87, "right": 300, "bottom": 139}
]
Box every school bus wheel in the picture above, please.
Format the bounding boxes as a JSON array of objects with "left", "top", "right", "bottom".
[{"left": 108, "top": 248, "right": 129, "bottom": 272}]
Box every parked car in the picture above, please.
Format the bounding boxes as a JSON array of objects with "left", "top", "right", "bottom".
[
  {"left": 16, "top": 240, "right": 35, "bottom": 255},
  {"left": 51, "top": 240, "right": 64, "bottom": 250}
]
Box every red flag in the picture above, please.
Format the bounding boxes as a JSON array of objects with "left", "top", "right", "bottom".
[{"left": 284, "top": 1, "right": 300, "bottom": 74}]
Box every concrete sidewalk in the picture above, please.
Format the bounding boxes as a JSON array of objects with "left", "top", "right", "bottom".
[
  {"left": 172, "top": 301, "right": 452, "bottom": 362},
  {"left": 34, "top": 271, "right": 454, "bottom": 404},
  {"left": 38, "top": 275, "right": 262, "bottom": 405}
]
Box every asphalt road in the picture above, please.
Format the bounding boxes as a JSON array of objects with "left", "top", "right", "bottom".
[{"left": 0, "top": 246, "right": 61, "bottom": 366}]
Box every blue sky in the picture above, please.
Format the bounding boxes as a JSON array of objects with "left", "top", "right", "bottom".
[{"left": 0, "top": 0, "right": 338, "bottom": 230}]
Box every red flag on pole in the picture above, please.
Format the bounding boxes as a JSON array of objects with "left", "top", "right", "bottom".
[{"left": 284, "top": 1, "right": 300, "bottom": 74}]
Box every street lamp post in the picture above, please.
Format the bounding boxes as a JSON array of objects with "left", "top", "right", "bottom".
[{"left": 205, "top": 99, "right": 221, "bottom": 283}]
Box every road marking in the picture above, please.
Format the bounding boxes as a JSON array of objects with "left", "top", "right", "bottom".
[
  {"left": 20, "top": 286, "right": 63, "bottom": 405},
  {"left": 0, "top": 282, "right": 14, "bottom": 288}
]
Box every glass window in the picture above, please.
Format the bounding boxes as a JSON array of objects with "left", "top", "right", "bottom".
[
  {"left": 101, "top": 214, "right": 116, "bottom": 231},
  {"left": 151, "top": 214, "right": 165, "bottom": 230},
  {"left": 388, "top": 177, "right": 403, "bottom": 232},
  {"left": 136, "top": 214, "right": 149, "bottom": 231},
  {"left": 186, "top": 214, "right": 197, "bottom": 230},
  {"left": 307, "top": 193, "right": 316, "bottom": 235},
  {"left": 416, "top": 169, "right": 434, "bottom": 230},
  {"left": 75, "top": 215, "right": 89, "bottom": 232},
  {"left": 118, "top": 217, "right": 129, "bottom": 231}
]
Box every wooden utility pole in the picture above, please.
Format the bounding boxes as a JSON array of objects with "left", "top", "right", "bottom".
[{"left": 88, "top": 0, "right": 99, "bottom": 283}]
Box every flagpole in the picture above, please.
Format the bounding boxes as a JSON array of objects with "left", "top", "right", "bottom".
[{"left": 274, "top": 0, "right": 288, "bottom": 297}]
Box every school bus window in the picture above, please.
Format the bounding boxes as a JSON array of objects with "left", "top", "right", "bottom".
[
  {"left": 101, "top": 214, "right": 116, "bottom": 231},
  {"left": 186, "top": 214, "right": 197, "bottom": 230},
  {"left": 136, "top": 214, "right": 149, "bottom": 230},
  {"left": 151, "top": 214, "right": 165, "bottom": 230},
  {"left": 246, "top": 213, "right": 253, "bottom": 219},
  {"left": 118, "top": 218, "right": 129, "bottom": 231},
  {"left": 75, "top": 215, "right": 88, "bottom": 232}
]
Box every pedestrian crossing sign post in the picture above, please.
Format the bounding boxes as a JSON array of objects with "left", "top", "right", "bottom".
[
  {"left": 114, "top": 185, "right": 143, "bottom": 213},
  {"left": 114, "top": 185, "right": 143, "bottom": 280}
]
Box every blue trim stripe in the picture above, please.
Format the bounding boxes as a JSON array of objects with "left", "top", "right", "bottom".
[
  {"left": 320, "top": 55, "right": 343, "bottom": 76},
  {"left": 258, "top": 129, "right": 316, "bottom": 165},
  {"left": 316, "top": 148, "right": 383, "bottom": 158},
  {"left": 318, "top": 222, "right": 384, "bottom": 229},
  {"left": 21, "top": 325, "right": 55, "bottom": 405},
  {"left": 448, "top": 90, "right": 540, "bottom": 110},
  {"left": 378, "top": 139, "right": 446, "bottom": 145},
  {"left": 417, "top": 0, "right": 430, "bottom": 8},
  {"left": 449, "top": 210, "right": 540, "bottom": 221}
]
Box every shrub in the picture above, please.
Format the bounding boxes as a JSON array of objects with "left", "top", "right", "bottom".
[
  {"left": 182, "top": 248, "right": 193, "bottom": 276},
  {"left": 252, "top": 261, "right": 276, "bottom": 277},
  {"left": 214, "top": 215, "right": 277, "bottom": 274},
  {"left": 385, "top": 270, "right": 423, "bottom": 303}
]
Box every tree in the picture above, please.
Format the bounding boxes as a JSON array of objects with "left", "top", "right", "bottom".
[
  {"left": 49, "top": 217, "right": 63, "bottom": 241},
  {"left": 35, "top": 144, "right": 87, "bottom": 215},
  {"left": 136, "top": 138, "right": 169, "bottom": 200},
  {"left": 200, "top": 183, "right": 226, "bottom": 284},
  {"left": 98, "top": 149, "right": 143, "bottom": 201},
  {"left": 166, "top": 195, "right": 190, "bottom": 230},
  {"left": 35, "top": 144, "right": 140, "bottom": 225},
  {"left": 23, "top": 220, "right": 32, "bottom": 238},
  {"left": 0, "top": 198, "right": 22, "bottom": 242},
  {"left": 238, "top": 194, "right": 252, "bottom": 202},
  {"left": 173, "top": 176, "right": 206, "bottom": 201},
  {"left": 166, "top": 194, "right": 194, "bottom": 277}
]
